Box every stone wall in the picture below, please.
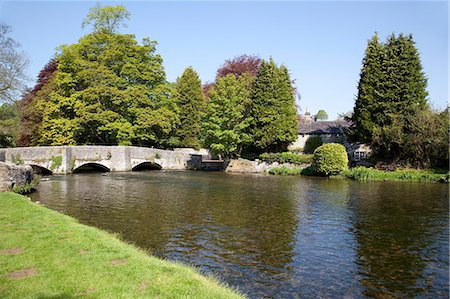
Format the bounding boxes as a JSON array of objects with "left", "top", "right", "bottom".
[
  {"left": 0, "top": 162, "right": 34, "bottom": 192},
  {"left": 225, "top": 159, "right": 310, "bottom": 174}
]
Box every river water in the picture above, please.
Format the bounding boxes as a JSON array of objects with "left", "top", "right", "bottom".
[{"left": 30, "top": 171, "right": 449, "bottom": 298}]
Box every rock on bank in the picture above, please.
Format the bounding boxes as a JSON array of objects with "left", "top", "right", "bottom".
[{"left": 0, "top": 162, "right": 34, "bottom": 192}]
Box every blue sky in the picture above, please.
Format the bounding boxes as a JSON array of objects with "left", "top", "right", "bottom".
[{"left": 0, "top": 1, "right": 447, "bottom": 119}]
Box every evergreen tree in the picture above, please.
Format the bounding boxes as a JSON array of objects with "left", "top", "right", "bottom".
[
  {"left": 351, "top": 33, "right": 428, "bottom": 143},
  {"left": 351, "top": 33, "right": 384, "bottom": 142},
  {"left": 201, "top": 74, "right": 253, "bottom": 158},
  {"left": 250, "top": 59, "right": 298, "bottom": 152},
  {"left": 174, "top": 67, "right": 205, "bottom": 148}
]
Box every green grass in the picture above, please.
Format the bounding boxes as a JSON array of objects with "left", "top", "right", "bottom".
[
  {"left": 268, "top": 166, "right": 448, "bottom": 183},
  {"left": 268, "top": 166, "right": 315, "bottom": 176},
  {"left": 259, "top": 152, "right": 313, "bottom": 165},
  {"left": 341, "top": 167, "right": 449, "bottom": 183},
  {"left": 0, "top": 192, "right": 244, "bottom": 299}
]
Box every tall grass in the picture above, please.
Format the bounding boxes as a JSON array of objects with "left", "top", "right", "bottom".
[
  {"left": 268, "top": 166, "right": 448, "bottom": 183},
  {"left": 259, "top": 152, "right": 313, "bottom": 164},
  {"left": 342, "top": 167, "right": 449, "bottom": 183}
]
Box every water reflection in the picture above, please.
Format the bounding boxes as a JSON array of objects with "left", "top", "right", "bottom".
[
  {"left": 348, "top": 182, "right": 449, "bottom": 298},
  {"left": 31, "top": 172, "right": 449, "bottom": 298}
]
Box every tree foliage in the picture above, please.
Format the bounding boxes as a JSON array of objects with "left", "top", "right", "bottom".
[
  {"left": 372, "top": 107, "right": 449, "bottom": 169},
  {"left": 315, "top": 109, "right": 328, "bottom": 121},
  {"left": 216, "top": 54, "right": 262, "bottom": 80},
  {"left": 0, "top": 24, "right": 29, "bottom": 103},
  {"left": 38, "top": 7, "right": 178, "bottom": 146},
  {"left": 201, "top": 74, "right": 253, "bottom": 157},
  {"left": 82, "top": 4, "right": 130, "bottom": 34},
  {"left": 351, "top": 33, "right": 428, "bottom": 143},
  {"left": 304, "top": 135, "right": 323, "bottom": 154},
  {"left": 250, "top": 59, "right": 298, "bottom": 152},
  {"left": 174, "top": 67, "right": 205, "bottom": 148},
  {"left": 0, "top": 102, "right": 19, "bottom": 147},
  {"left": 17, "top": 59, "right": 57, "bottom": 146}
]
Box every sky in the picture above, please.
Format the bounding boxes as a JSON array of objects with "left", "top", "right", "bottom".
[{"left": 0, "top": 1, "right": 448, "bottom": 120}]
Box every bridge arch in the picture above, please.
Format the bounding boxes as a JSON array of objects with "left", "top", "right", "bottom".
[
  {"left": 30, "top": 164, "right": 53, "bottom": 175},
  {"left": 132, "top": 161, "right": 162, "bottom": 171},
  {"left": 73, "top": 163, "right": 110, "bottom": 173}
]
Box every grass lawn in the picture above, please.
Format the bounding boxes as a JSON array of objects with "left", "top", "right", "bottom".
[{"left": 0, "top": 192, "right": 243, "bottom": 299}]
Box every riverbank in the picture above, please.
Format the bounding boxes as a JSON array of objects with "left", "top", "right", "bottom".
[
  {"left": 0, "top": 192, "right": 243, "bottom": 298},
  {"left": 269, "top": 166, "right": 449, "bottom": 183}
]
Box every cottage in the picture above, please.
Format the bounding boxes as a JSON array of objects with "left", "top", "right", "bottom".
[
  {"left": 288, "top": 115, "right": 371, "bottom": 163},
  {"left": 288, "top": 118, "right": 351, "bottom": 152}
]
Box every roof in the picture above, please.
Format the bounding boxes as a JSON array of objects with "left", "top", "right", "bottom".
[{"left": 298, "top": 120, "right": 351, "bottom": 135}]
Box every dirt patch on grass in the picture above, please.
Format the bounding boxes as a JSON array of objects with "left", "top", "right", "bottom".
[
  {"left": 8, "top": 267, "right": 37, "bottom": 279},
  {"left": 111, "top": 259, "right": 128, "bottom": 266},
  {"left": 0, "top": 247, "right": 23, "bottom": 255},
  {"left": 139, "top": 281, "right": 148, "bottom": 292},
  {"left": 82, "top": 287, "right": 96, "bottom": 295},
  {"left": 79, "top": 249, "right": 90, "bottom": 255}
]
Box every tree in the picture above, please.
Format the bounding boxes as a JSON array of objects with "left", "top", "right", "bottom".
[
  {"left": 0, "top": 102, "right": 19, "bottom": 147},
  {"left": 351, "top": 33, "right": 428, "bottom": 143},
  {"left": 315, "top": 109, "right": 328, "bottom": 121},
  {"left": 82, "top": 4, "right": 130, "bottom": 34},
  {"left": 174, "top": 66, "right": 205, "bottom": 148},
  {"left": 0, "top": 24, "right": 29, "bottom": 103},
  {"left": 350, "top": 33, "right": 384, "bottom": 143},
  {"left": 17, "top": 59, "right": 57, "bottom": 146},
  {"left": 216, "top": 54, "right": 261, "bottom": 80},
  {"left": 201, "top": 74, "right": 253, "bottom": 157},
  {"left": 250, "top": 59, "right": 298, "bottom": 152},
  {"left": 39, "top": 5, "right": 178, "bottom": 146},
  {"left": 372, "top": 106, "right": 449, "bottom": 169}
]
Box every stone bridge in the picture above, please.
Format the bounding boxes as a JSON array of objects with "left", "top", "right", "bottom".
[{"left": 0, "top": 146, "right": 209, "bottom": 174}]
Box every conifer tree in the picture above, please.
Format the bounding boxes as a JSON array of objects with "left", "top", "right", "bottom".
[
  {"left": 250, "top": 59, "right": 298, "bottom": 152},
  {"left": 351, "top": 33, "right": 384, "bottom": 143},
  {"left": 351, "top": 33, "right": 428, "bottom": 143},
  {"left": 174, "top": 67, "right": 205, "bottom": 148}
]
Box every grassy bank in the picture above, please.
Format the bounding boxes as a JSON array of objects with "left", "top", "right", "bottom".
[
  {"left": 341, "top": 167, "right": 448, "bottom": 183},
  {"left": 0, "top": 192, "right": 243, "bottom": 299},
  {"left": 268, "top": 166, "right": 448, "bottom": 183}
]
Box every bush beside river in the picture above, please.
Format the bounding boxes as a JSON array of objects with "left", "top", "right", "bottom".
[{"left": 0, "top": 192, "right": 243, "bottom": 299}]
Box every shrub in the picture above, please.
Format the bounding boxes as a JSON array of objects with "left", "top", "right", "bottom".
[
  {"left": 268, "top": 166, "right": 303, "bottom": 175},
  {"left": 268, "top": 166, "right": 316, "bottom": 176},
  {"left": 312, "top": 143, "right": 348, "bottom": 176},
  {"left": 304, "top": 135, "right": 323, "bottom": 154},
  {"left": 12, "top": 175, "right": 41, "bottom": 194},
  {"left": 259, "top": 152, "right": 313, "bottom": 165}
]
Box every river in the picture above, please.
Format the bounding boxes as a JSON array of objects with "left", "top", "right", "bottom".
[{"left": 30, "top": 171, "right": 449, "bottom": 298}]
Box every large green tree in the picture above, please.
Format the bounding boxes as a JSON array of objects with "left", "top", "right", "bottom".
[
  {"left": 201, "top": 74, "right": 253, "bottom": 158},
  {"left": 0, "top": 102, "right": 19, "bottom": 147},
  {"left": 250, "top": 59, "right": 298, "bottom": 152},
  {"left": 174, "top": 67, "right": 205, "bottom": 148},
  {"left": 38, "top": 5, "right": 178, "bottom": 146},
  {"left": 351, "top": 33, "right": 428, "bottom": 143}
]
